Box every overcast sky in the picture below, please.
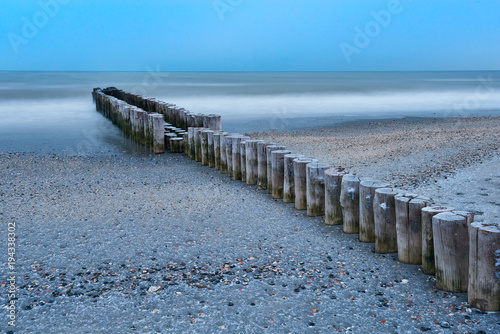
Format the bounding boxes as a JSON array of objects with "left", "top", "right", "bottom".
[{"left": 1, "top": 0, "right": 499, "bottom": 71}]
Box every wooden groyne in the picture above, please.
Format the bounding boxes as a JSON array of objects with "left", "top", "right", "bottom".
[{"left": 92, "top": 88, "right": 499, "bottom": 312}]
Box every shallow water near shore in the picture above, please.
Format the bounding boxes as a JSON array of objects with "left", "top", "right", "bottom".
[{"left": 1, "top": 71, "right": 500, "bottom": 153}]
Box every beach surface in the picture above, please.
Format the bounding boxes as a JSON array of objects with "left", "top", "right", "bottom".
[
  {"left": 1, "top": 116, "right": 499, "bottom": 333},
  {"left": 251, "top": 116, "right": 500, "bottom": 224}
]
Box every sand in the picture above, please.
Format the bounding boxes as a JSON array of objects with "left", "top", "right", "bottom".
[
  {"left": 1, "top": 116, "right": 499, "bottom": 333},
  {"left": 250, "top": 116, "right": 500, "bottom": 223}
]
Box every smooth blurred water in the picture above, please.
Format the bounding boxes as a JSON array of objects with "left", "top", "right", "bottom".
[{"left": 0, "top": 71, "right": 499, "bottom": 154}]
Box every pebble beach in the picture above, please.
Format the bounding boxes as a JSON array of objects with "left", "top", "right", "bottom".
[{"left": 1, "top": 114, "right": 499, "bottom": 333}]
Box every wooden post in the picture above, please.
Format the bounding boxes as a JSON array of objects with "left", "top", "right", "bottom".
[
  {"left": 266, "top": 145, "right": 286, "bottom": 194},
  {"left": 339, "top": 174, "right": 361, "bottom": 234},
  {"left": 214, "top": 132, "right": 227, "bottom": 171},
  {"left": 421, "top": 206, "right": 455, "bottom": 275},
  {"left": 194, "top": 114, "right": 204, "bottom": 127},
  {"left": 225, "top": 135, "right": 236, "bottom": 178},
  {"left": 207, "top": 131, "right": 215, "bottom": 168},
  {"left": 164, "top": 133, "right": 177, "bottom": 151},
  {"left": 220, "top": 134, "right": 229, "bottom": 174},
  {"left": 152, "top": 114, "right": 165, "bottom": 154},
  {"left": 240, "top": 141, "right": 247, "bottom": 182},
  {"left": 306, "top": 163, "right": 330, "bottom": 217},
  {"left": 245, "top": 140, "right": 264, "bottom": 185},
  {"left": 201, "top": 129, "right": 213, "bottom": 166},
  {"left": 395, "top": 194, "right": 432, "bottom": 264},
  {"left": 225, "top": 135, "right": 235, "bottom": 177},
  {"left": 183, "top": 132, "right": 189, "bottom": 155},
  {"left": 195, "top": 127, "right": 205, "bottom": 162},
  {"left": 232, "top": 136, "right": 249, "bottom": 181},
  {"left": 324, "top": 168, "right": 348, "bottom": 225},
  {"left": 271, "top": 150, "right": 292, "bottom": 199},
  {"left": 188, "top": 127, "right": 195, "bottom": 160},
  {"left": 207, "top": 114, "right": 222, "bottom": 131},
  {"left": 293, "top": 158, "right": 318, "bottom": 210},
  {"left": 170, "top": 137, "right": 184, "bottom": 153},
  {"left": 283, "top": 154, "right": 304, "bottom": 203},
  {"left": 468, "top": 222, "right": 500, "bottom": 312},
  {"left": 257, "top": 142, "right": 275, "bottom": 190},
  {"left": 145, "top": 113, "right": 153, "bottom": 149},
  {"left": 359, "top": 180, "right": 390, "bottom": 243},
  {"left": 373, "top": 188, "right": 399, "bottom": 253},
  {"left": 432, "top": 212, "right": 469, "bottom": 292},
  {"left": 135, "top": 109, "right": 146, "bottom": 145}
]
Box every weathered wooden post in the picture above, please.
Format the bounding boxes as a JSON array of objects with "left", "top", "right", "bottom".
[
  {"left": 266, "top": 145, "right": 286, "bottom": 194},
  {"left": 339, "top": 175, "right": 361, "bottom": 234},
  {"left": 432, "top": 212, "right": 470, "bottom": 292},
  {"left": 283, "top": 154, "right": 304, "bottom": 203},
  {"left": 359, "top": 179, "right": 390, "bottom": 243},
  {"left": 188, "top": 127, "right": 195, "bottom": 160},
  {"left": 145, "top": 113, "right": 153, "bottom": 149},
  {"left": 421, "top": 206, "right": 455, "bottom": 275},
  {"left": 170, "top": 137, "right": 184, "bottom": 153},
  {"left": 213, "top": 132, "right": 222, "bottom": 170},
  {"left": 207, "top": 114, "right": 222, "bottom": 131},
  {"left": 395, "top": 194, "right": 432, "bottom": 264},
  {"left": 324, "top": 168, "right": 348, "bottom": 225},
  {"left": 135, "top": 109, "right": 146, "bottom": 145},
  {"left": 240, "top": 141, "right": 247, "bottom": 182},
  {"left": 164, "top": 133, "right": 177, "bottom": 151},
  {"left": 245, "top": 140, "right": 264, "bottom": 185},
  {"left": 271, "top": 150, "right": 292, "bottom": 199},
  {"left": 183, "top": 132, "right": 189, "bottom": 155},
  {"left": 225, "top": 135, "right": 237, "bottom": 178},
  {"left": 225, "top": 135, "right": 237, "bottom": 177},
  {"left": 373, "top": 188, "right": 399, "bottom": 253},
  {"left": 306, "top": 163, "right": 330, "bottom": 217},
  {"left": 195, "top": 127, "right": 205, "bottom": 162},
  {"left": 232, "top": 136, "right": 249, "bottom": 181},
  {"left": 201, "top": 129, "right": 213, "bottom": 166},
  {"left": 208, "top": 131, "right": 215, "bottom": 168},
  {"left": 220, "top": 134, "right": 229, "bottom": 174},
  {"left": 468, "top": 222, "right": 500, "bottom": 312},
  {"left": 257, "top": 142, "right": 275, "bottom": 190},
  {"left": 152, "top": 114, "right": 165, "bottom": 154},
  {"left": 293, "top": 158, "right": 318, "bottom": 210}
]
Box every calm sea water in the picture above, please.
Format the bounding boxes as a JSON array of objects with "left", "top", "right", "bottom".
[{"left": 0, "top": 71, "right": 499, "bottom": 154}]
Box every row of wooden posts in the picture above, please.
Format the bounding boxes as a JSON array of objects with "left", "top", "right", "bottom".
[
  {"left": 92, "top": 88, "right": 499, "bottom": 312},
  {"left": 92, "top": 87, "right": 221, "bottom": 154}
]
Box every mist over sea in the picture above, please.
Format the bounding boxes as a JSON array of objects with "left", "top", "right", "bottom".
[{"left": 1, "top": 71, "right": 499, "bottom": 154}]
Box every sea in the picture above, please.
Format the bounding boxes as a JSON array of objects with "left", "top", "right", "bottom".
[{"left": 0, "top": 71, "right": 499, "bottom": 154}]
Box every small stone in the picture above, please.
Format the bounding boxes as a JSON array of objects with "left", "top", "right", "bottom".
[
  {"left": 440, "top": 322, "right": 450, "bottom": 328},
  {"left": 419, "top": 326, "right": 432, "bottom": 331},
  {"left": 228, "top": 302, "right": 234, "bottom": 306},
  {"left": 308, "top": 322, "right": 315, "bottom": 326}
]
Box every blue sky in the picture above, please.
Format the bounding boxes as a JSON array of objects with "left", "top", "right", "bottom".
[{"left": 1, "top": 0, "right": 499, "bottom": 71}]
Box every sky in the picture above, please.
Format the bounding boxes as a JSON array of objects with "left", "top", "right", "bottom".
[{"left": 0, "top": 0, "right": 499, "bottom": 72}]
